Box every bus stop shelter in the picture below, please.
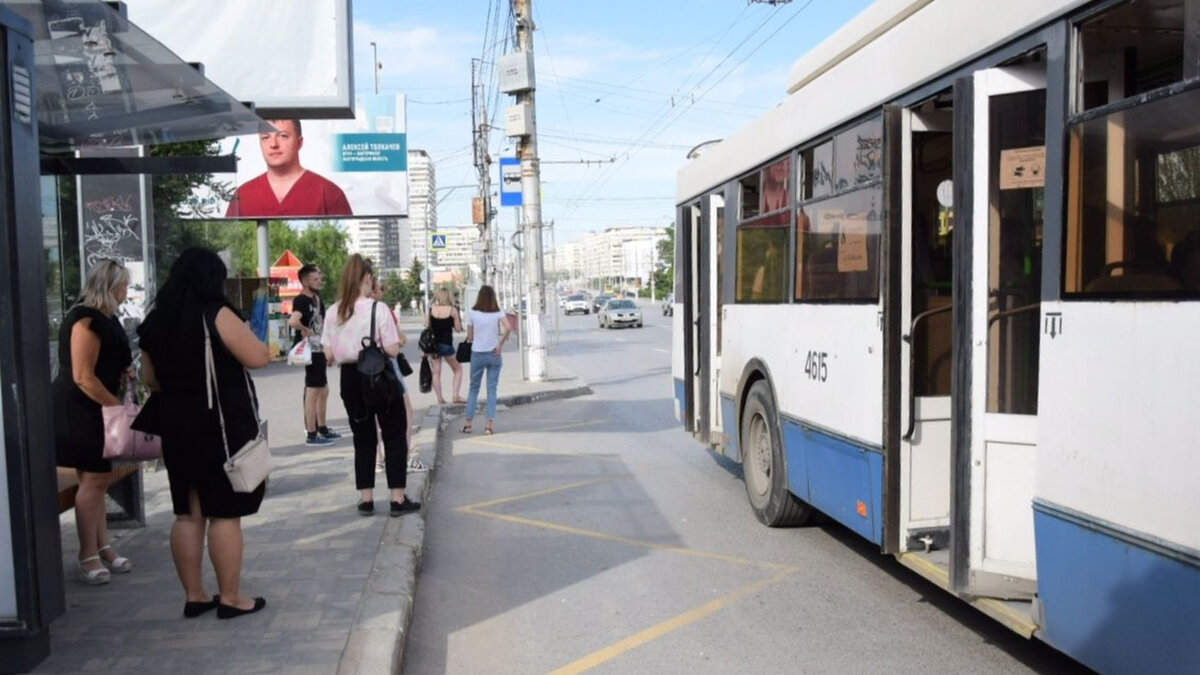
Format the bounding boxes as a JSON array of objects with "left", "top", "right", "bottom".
[{"left": 0, "top": 1, "right": 264, "bottom": 670}]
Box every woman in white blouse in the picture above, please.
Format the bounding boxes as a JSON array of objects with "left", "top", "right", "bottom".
[
  {"left": 461, "top": 285, "right": 512, "bottom": 435},
  {"left": 323, "top": 254, "right": 419, "bottom": 517}
]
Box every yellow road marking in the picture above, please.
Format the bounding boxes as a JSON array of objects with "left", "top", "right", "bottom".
[
  {"left": 460, "top": 437, "right": 623, "bottom": 461},
  {"left": 457, "top": 478, "right": 796, "bottom": 571},
  {"left": 454, "top": 426, "right": 803, "bottom": 671},
  {"left": 548, "top": 569, "right": 798, "bottom": 675},
  {"left": 457, "top": 477, "right": 627, "bottom": 511}
]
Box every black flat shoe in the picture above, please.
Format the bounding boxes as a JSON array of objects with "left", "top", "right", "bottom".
[
  {"left": 183, "top": 595, "right": 219, "bottom": 618},
  {"left": 390, "top": 497, "right": 421, "bottom": 517},
  {"left": 217, "top": 597, "right": 266, "bottom": 619},
  {"left": 357, "top": 500, "right": 374, "bottom": 516}
]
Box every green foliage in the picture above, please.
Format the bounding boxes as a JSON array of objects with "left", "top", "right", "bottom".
[
  {"left": 398, "top": 257, "right": 425, "bottom": 310},
  {"left": 653, "top": 225, "right": 675, "bottom": 299},
  {"left": 148, "top": 140, "right": 234, "bottom": 288},
  {"left": 382, "top": 271, "right": 404, "bottom": 308}
]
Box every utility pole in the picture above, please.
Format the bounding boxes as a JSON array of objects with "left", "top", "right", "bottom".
[
  {"left": 513, "top": 0, "right": 547, "bottom": 380},
  {"left": 471, "top": 59, "right": 494, "bottom": 286}
]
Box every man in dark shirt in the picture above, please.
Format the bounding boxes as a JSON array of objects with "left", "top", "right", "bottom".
[
  {"left": 289, "top": 264, "right": 340, "bottom": 445},
  {"left": 225, "top": 119, "right": 353, "bottom": 218}
]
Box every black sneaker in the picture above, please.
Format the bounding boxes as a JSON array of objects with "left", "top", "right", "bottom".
[
  {"left": 318, "top": 427, "right": 342, "bottom": 440},
  {"left": 306, "top": 434, "right": 334, "bottom": 447},
  {"left": 357, "top": 501, "right": 374, "bottom": 516},
  {"left": 390, "top": 497, "right": 421, "bottom": 517}
]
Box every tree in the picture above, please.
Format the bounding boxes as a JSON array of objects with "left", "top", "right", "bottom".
[
  {"left": 294, "top": 221, "right": 349, "bottom": 305},
  {"left": 400, "top": 257, "right": 425, "bottom": 311},
  {"left": 382, "top": 271, "right": 404, "bottom": 309},
  {"left": 653, "top": 225, "right": 675, "bottom": 299},
  {"left": 148, "top": 140, "right": 235, "bottom": 288}
]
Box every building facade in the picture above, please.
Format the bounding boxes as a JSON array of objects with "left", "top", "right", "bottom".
[
  {"left": 554, "top": 226, "right": 668, "bottom": 288},
  {"left": 404, "top": 149, "right": 436, "bottom": 272}
]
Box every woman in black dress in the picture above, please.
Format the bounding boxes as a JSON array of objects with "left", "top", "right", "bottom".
[
  {"left": 137, "top": 248, "right": 271, "bottom": 619},
  {"left": 53, "top": 260, "right": 134, "bottom": 585}
]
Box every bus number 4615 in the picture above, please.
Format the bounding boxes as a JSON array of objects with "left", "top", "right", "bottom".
[{"left": 804, "top": 351, "right": 828, "bottom": 382}]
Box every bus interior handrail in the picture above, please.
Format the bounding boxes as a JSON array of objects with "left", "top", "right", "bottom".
[
  {"left": 987, "top": 302, "right": 1041, "bottom": 327},
  {"left": 902, "top": 304, "right": 953, "bottom": 442}
]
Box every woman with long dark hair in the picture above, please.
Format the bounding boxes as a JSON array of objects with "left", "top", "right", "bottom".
[
  {"left": 53, "top": 259, "right": 133, "bottom": 585},
  {"left": 324, "top": 254, "right": 419, "bottom": 517},
  {"left": 461, "top": 285, "right": 511, "bottom": 435},
  {"left": 137, "top": 248, "right": 270, "bottom": 619}
]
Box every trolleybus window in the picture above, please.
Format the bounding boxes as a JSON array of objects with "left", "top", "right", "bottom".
[
  {"left": 1076, "top": 0, "right": 1188, "bottom": 112},
  {"left": 1065, "top": 86, "right": 1200, "bottom": 296},
  {"left": 736, "top": 158, "right": 791, "bottom": 303},
  {"left": 740, "top": 172, "right": 762, "bottom": 220},
  {"left": 795, "top": 190, "right": 881, "bottom": 301},
  {"left": 793, "top": 117, "right": 884, "bottom": 302}
]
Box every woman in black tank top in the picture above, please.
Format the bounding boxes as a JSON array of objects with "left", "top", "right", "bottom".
[{"left": 424, "top": 288, "right": 464, "bottom": 404}]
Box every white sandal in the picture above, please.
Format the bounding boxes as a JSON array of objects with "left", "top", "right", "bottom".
[
  {"left": 98, "top": 545, "right": 133, "bottom": 574},
  {"left": 78, "top": 555, "right": 111, "bottom": 585}
]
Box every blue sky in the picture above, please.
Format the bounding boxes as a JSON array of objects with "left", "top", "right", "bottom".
[{"left": 351, "top": 0, "right": 873, "bottom": 244}]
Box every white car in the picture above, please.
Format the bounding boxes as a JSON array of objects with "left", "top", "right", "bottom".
[
  {"left": 598, "top": 299, "right": 643, "bottom": 328},
  {"left": 563, "top": 294, "right": 590, "bottom": 315}
]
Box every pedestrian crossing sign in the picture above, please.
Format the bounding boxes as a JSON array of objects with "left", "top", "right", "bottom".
[{"left": 430, "top": 233, "right": 447, "bottom": 250}]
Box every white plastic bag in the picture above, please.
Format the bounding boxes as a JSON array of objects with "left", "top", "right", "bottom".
[{"left": 287, "top": 339, "right": 312, "bottom": 366}]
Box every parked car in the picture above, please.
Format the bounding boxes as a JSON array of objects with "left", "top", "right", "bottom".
[
  {"left": 598, "top": 298, "right": 643, "bottom": 329},
  {"left": 592, "top": 294, "right": 612, "bottom": 313},
  {"left": 662, "top": 293, "right": 674, "bottom": 316},
  {"left": 563, "top": 294, "right": 590, "bottom": 315}
]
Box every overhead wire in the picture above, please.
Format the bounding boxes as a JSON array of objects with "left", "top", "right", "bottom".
[{"left": 559, "top": 3, "right": 788, "bottom": 212}]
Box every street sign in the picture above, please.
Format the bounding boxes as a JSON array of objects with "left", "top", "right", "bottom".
[
  {"left": 430, "top": 232, "right": 447, "bottom": 250},
  {"left": 499, "top": 156, "right": 522, "bottom": 207}
]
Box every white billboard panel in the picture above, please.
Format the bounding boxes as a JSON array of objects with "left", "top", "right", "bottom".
[{"left": 126, "top": 0, "right": 353, "bottom": 118}]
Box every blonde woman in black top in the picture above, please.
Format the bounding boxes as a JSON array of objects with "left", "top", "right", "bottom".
[
  {"left": 424, "top": 287, "right": 464, "bottom": 404},
  {"left": 53, "top": 260, "right": 134, "bottom": 585}
]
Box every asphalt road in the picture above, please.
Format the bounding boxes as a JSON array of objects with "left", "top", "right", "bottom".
[{"left": 403, "top": 301, "right": 1091, "bottom": 674}]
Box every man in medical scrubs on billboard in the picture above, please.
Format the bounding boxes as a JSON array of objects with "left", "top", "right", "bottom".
[{"left": 226, "top": 119, "right": 353, "bottom": 218}]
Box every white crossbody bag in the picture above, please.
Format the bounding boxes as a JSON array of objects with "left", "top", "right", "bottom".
[{"left": 204, "top": 317, "right": 272, "bottom": 493}]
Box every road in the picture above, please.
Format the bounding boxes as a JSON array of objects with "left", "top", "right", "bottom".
[{"left": 403, "top": 301, "right": 1090, "bottom": 674}]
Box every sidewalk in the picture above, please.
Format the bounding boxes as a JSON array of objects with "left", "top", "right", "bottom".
[{"left": 35, "top": 319, "right": 589, "bottom": 674}]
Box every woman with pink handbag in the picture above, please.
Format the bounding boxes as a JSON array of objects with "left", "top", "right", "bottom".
[
  {"left": 138, "top": 248, "right": 271, "bottom": 619},
  {"left": 52, "top": 260, "right": 134, "bottom": 586}
]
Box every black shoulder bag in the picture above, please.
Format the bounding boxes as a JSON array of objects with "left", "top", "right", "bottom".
[{"left": 356, "top": 301, "right": 399, "bottom": 417}]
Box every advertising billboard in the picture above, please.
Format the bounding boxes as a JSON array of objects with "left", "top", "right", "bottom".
[
  {"left": 125, "top": 0, "right": 354, "bottom": 119},
  {"left": 192, "top": 95, "right": 408, "bottom": 221}
]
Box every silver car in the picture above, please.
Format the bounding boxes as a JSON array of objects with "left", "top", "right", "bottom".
[{"left": 598, "top": 298, "right": 643, "bottom": 329}]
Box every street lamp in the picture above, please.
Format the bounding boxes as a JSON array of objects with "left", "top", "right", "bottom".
[{"left": 370, "top": 41, "right": 379, "bottom": 94}]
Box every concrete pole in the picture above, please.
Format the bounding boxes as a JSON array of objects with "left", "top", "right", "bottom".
[
  {"left": 256, "top": 219, "right": 269, "bottom": 277},
  {"left": 514, "top": 0, "right": 547, "bottom": 380}
]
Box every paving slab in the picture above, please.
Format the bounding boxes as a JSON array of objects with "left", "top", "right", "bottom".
[{"left": 34, "top": 316, "right": 590, "bottom": 675}]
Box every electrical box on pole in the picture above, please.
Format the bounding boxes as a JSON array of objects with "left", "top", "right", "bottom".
[
  {"left": 497, "top": 51, "right": 535, "bottom": 93},
  {"left": 505, "top": 103, "right": 532, "bottom": 137}
]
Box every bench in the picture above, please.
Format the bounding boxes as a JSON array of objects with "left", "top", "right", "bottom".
[{"left": 56, "top": 465, "right": 145, "bottom": 527}]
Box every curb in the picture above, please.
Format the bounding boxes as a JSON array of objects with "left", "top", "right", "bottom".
[{"left": 338, "top": 384, "right": 592, "bottom": 674}]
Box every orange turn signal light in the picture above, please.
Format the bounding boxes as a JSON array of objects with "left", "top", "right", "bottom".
[{"left": 856, "top": 500, "right": 868, "bottom": 518}]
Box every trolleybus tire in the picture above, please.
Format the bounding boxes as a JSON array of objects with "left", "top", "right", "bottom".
[{"left": 741, "top": 381, "right": 811, "bottom": 527}]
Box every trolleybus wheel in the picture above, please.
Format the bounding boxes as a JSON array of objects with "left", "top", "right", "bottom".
[{"left": 741, "top": 381, "right": 811, "bottom": 527}]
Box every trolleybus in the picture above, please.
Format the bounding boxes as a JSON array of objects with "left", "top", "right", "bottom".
[{"left": 672, "top": 0, "right": 1200, "bottom": 671}]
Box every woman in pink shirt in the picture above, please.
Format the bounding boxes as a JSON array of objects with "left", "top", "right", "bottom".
[{"left": 323, "top": 255, "right": 418, "bottom": 517}]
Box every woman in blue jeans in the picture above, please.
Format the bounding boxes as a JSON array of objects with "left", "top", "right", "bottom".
[{"left": 461, "top": 285, "right": 511, "bottom": 435}]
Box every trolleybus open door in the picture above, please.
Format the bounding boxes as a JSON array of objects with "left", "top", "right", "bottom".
[
  {"left": 680, "top": 196, "right": 718, "bottom": 445},
  {"left": 951, "top": 65, "right": 1045, "bottom": 599}
]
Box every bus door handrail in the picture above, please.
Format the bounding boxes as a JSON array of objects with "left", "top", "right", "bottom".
[
  {"left": 987, "top": 302, "right": 1041, "bottom": 328},
  {"left": 902, "top": 304, "right": 953, "bottom": 442}
]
